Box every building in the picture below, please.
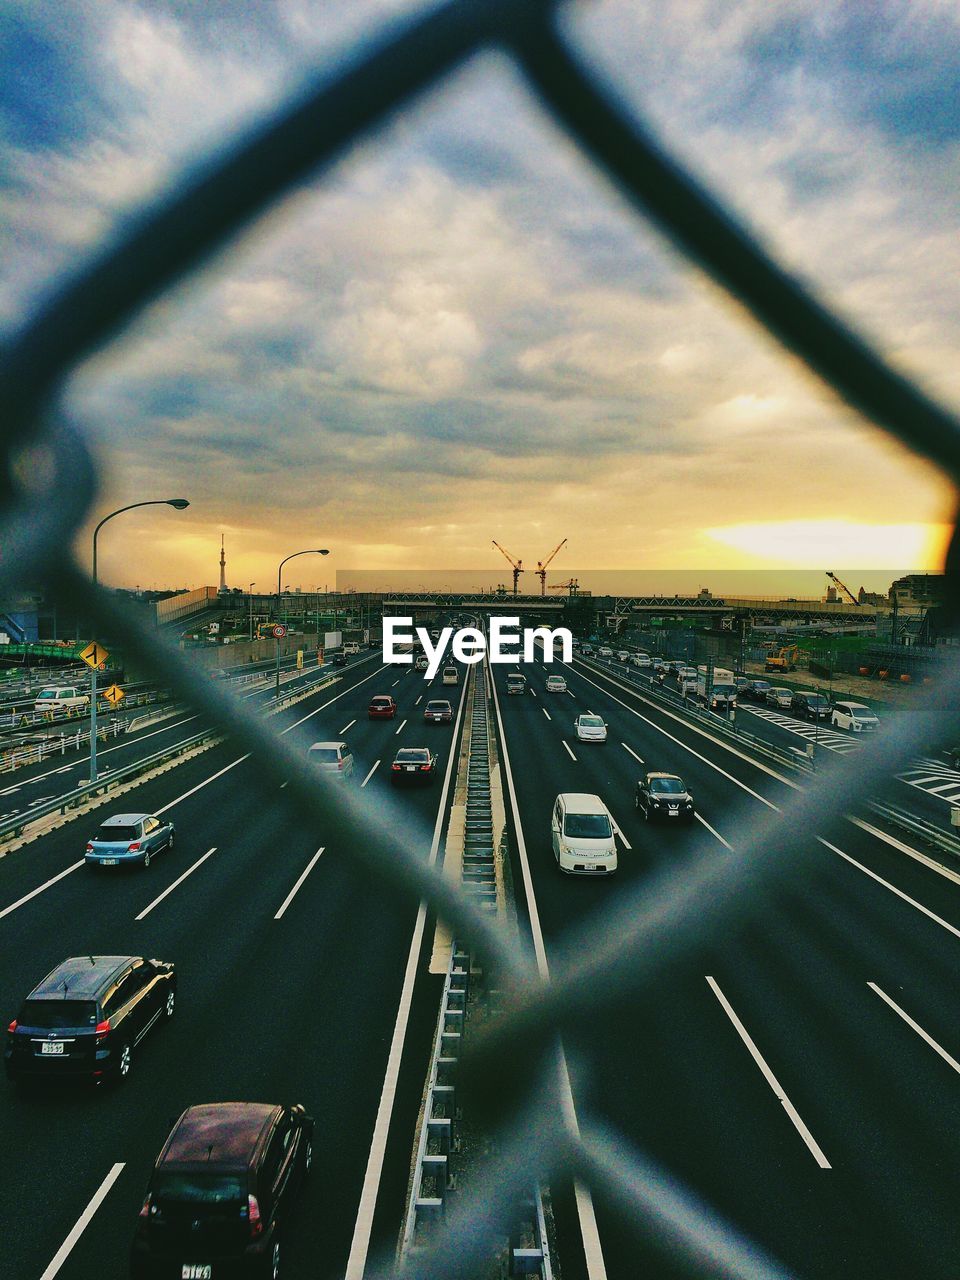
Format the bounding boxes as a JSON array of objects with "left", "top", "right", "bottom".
[{"left": 888, "top": 574, "right": 946, "bottom": 607}]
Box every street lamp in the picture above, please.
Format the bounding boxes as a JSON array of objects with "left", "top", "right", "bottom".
[
  {"left": 248, "top": 583, "right": 256, "bottom": 641},
  {"left": 275, "top": 549, "right": 329, "bottom": 697},
  {"left": 89, "top": 498, "right": 190, "bottom": 782}
]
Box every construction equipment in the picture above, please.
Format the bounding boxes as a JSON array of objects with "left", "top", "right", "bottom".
[
  {"left": 550, "top": 579, "right": 580, "bottom": 596},
  {"left": 826, "top": 571, "right": 860, "bottom": 605},
  {"left": 765, "top": 644, "right": 800, "bottom": 673},
  {"left": 492, "top": 541, "right": 523, "bottom": 595},
  {"left": 535, "top": 538, "right": 567, "bottom": 596}
]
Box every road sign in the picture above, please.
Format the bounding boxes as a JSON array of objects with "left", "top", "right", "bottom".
[
  {"left": 80, "top": 641, "right": 109, "bottom": 669},
  {"left": 272, "top": 624, "right": 287, "bottom": 639},
  {"left": 102, "top": 685, "right": 125, "bottom": 705},
  {"left": 296, "top": 649, "right": 303, "bottom": 669}
]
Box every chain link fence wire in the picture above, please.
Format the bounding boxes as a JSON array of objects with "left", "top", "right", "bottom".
[{"left": 4, "top": 1, "right": 960, "bottom": 1276}]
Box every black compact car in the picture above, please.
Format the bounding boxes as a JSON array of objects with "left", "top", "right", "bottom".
[
  {"left": 423, "top": 699, "right": 453, "bottom": 724},
  {"left": 791, "top": 690, "right": 831, "bottom": 720},
  {"left": 331, "top": 652, "right": 347, "bottom": 667},
  {"left": 5, "top": 955, "right": 176, "bottom": 1085},
  {"left": 743, "top": 680, "right": 772, "bottom": 702},
  {"left": 131, "top": 1101, "right": 313, "bottom": 1280},
  {"left": 635, "top": 772, "right": 696, "bottom": 823},
  {"left": 390, "top": 747, "right": 438, "bottom": 784}
]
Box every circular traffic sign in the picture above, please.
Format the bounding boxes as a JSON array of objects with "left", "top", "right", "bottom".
[{"left": 272, "top": 624, "right": 287, "bottom": 639}]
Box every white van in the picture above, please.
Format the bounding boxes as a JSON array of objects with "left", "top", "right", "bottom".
[
  {"left": 831, "top": 701, "right": 879, "bottom": 732},
  {"left": 343, "top": 641, "right": 360, "bottom": 655},
  {"left": 441, "top": 666, "right": 458, "bottom": 685},
  {"left": 34, "top": 686, "right": 90, "bottom": 713},
  {"left": 506, "top": 672, "right": 527, "bottom": 695},
  {"left": 551, "top": 793, "right": 618, "bottom": 875}
]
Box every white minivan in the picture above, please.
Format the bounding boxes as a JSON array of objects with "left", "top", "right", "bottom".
[
  {"left": 441, "top": 666, "right": 458, "bottom": 685},
  {"left": 551, "top": 793, "right": 618, "bottom": 875},
  {"left": 34, "top": 686, "right": 90, "bottom": 713},
  {"left": 831, "top": 701, "right": 879, "bottom": 732},
  {"left": 343, "top": 641, "right": 360, "bottom": 655}
]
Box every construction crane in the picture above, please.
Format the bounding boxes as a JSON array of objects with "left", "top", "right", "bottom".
[
  {"left": 492, "top": 540, "right": 523, "bottom": 595},
  {"left": 549, "top": 579, "right": 580, "bottom": 596},
  {"left": 826, "top": 571, "right": 860, "bottom": 606},
  {"left": 535, "top": 538, "right": 567, "bottom": 596}
]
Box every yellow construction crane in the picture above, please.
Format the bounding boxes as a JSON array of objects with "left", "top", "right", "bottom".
[
  {"left": 826, "top": 571, "right": 860, "bottom": 605},
  {"left": 549, "top": 579, "right": 579, "bottom": 596},
  {"left": 492, "top": 540, "right": 524, "bottom": 595},
  {"left": 536, "top": 538, "right": 567, "bottom": 596}
]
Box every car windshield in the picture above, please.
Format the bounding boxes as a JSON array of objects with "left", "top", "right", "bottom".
[
  {"left": 37, "top": 688, "right": 59, "bottom": 699},
  {"left": 564, "top": 813, "right": 613, "bottom": 838},
  {"left": 95, "top": 824, "right": 139, "bottom": 842},
  {"left": 153, "top": 1174, "right": 245, "bottom": 1205},
  {"left": 507, "top": 676, "right": 525, "bottom": 685},
  {"left": 19, "top": 999, "right": 97, "bottom": 1028},
  {"left": 310, "top": 748, "right": 339, "bottom": 765},
  {"left": 649, "top": 778, "right": 685, "bottom": 794},
  {"left": 396, "top": 750, "right": 429, "bottom": 763},
  {"left": 580, "top": 716, "right": 604, "bottom": 728},
  {"left": 850, "top": 706, "right": 875, "bottom": 718}
]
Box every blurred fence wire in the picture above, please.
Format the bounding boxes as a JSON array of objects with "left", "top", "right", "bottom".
[{"left": 4, "top": 1, "right": 960, "bottom": 1277}]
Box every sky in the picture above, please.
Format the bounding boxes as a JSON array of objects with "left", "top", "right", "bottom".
[{"left": 3, "top": 0, "right": 960, "bottom": 591}]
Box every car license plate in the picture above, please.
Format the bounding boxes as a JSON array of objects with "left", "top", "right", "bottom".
[
  {"left": 100, "top": 857, "right": 118, "bottom": 865},
  {"left": 668, "top": 811, "right": 678, "bottom": 818},
  {"left": 182, "top": 1267, "right": 212, "bottom": 1280},
  {"left": 41, "top": 1041, "right": 65, "bottom": 1055},
  {"left": 405, "top": 765, "right": 415, "bottom": 771}
]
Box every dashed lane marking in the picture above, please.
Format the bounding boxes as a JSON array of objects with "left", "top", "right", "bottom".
[{"left": 562, "top": 741, "right": 578, "bottom": 762}]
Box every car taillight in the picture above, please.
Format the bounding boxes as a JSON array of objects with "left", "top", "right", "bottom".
[
  {"left": 128, "top": 842, "right": 141, "bottom": 852},
  {"left": 420, "top": 763, "right": 431, "bottom": 771},
  {"left": 7, "top": 1020, "right": 17, "bottom": 1034},
  {"left": 248, "top": 1193, "right": 263, "bottom": 1238},
  {"left": 337, "top": 759, "right": 345, "bottom": 770},
  {"left": 138, "top": 1194, "right": 152, "bottom": 1218},
  {"left": 85, "top": 843, "right": 94, "bottom": 852},
  {"left": 392, "top": 763, "right": 401, "bottom": 771},
  {"left": 95, "top": 1019, "right": 111, "bottom": 1041}
]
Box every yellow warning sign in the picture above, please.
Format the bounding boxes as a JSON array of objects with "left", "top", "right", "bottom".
[
  {"left": 102, "top": 685, "right": 125, "bottom": 705},
  {"left": 80, "top": 641, "right": 109, "bottom": 669}
]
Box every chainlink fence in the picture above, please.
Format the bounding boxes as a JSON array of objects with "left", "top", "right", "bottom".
[{"left": 4, "top": 2, "right": 960, "bottom": 1277}]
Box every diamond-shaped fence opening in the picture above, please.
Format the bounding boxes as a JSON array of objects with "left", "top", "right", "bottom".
[{"left": 4, "top": 3, "right": 960, "bottom": 1278}]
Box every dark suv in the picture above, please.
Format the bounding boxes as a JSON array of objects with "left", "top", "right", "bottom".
[
  {"left": 131, "top": 1101, "right": 314, "bottom": 1280},
  {"left": 791, "top": 690, "right": 831, "bottom": 720},
  {"left": 4, "top": 955, "right": 176, "bottom": 1085},
  {"left": 635, "top": 772, "right": 696, "bottom": 823}
]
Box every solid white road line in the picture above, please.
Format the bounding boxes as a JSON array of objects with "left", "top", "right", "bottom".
[
  {"left": 609, "top": 814, "right": 632, "bottom": 850},
  {"left": 40, "top": 1162, "right": 125, "bottom": 1280},
  {"left": 542, "top": 707, "right": 552, "bottom": 721},
  {"left": 695, "top": 813, "right": 733, "bottom": 850},
  {"left": 489, "top": 659, "right": 608, "bottom": 1279},
  {"left": 395, "top": 719, "right": 407, "bottom": 735},
  {"left": 344, "top": 671, "right": 468, "bottom": 1280},
  {"left": 340, "top": 720, "right": 356, "bottom": 734},
  {"left": 562, "top": 741, "right": 578, "bottom": 762},
  {"left": 360, "top": 761, "right": 380, "bottom": 789},
  {"left": 819, "top": 839, "right": 960, "bottom": 941},
  {"left": 706, "top": 976, "right": 831, "bottom": 1168},
  {"left": 621, "top": 742, "right": 644, "bottom": 764},
  {"left": 868, "top": 982, "right": 960, "bottom": 1075},
  {"left": 0, "top": 860, "right": 84, "bottom": 921},
  {"left": 847, "top": 817, "right": 960, "bottom": 889},
  {"left": 135, "top": 847, "right": 217, "bottom": 921},
  {"left": 275, "top": 847, "right": 325, "bottom": 919}
]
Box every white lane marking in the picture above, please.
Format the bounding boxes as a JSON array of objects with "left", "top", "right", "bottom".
[
  {"left": 154, "top": 757, "right": 248, "bottom": 816},
  {"left": 339, "top": 720, "right": 356, "bottom": 734},
  {"left": 562, "top": 741, "right": 578, "bottom": 762},
  {"left": 849, "top": 817, "right": 960, "bottom": 888},
  {"left": 820, "top": 838, "right": 960, "bottom": 941},
  {"left": 609, "top": 813, "right": 632, "bottom": 850},
  {"left": 0, "top": 860, "right": 84, "bottom": 921},
  {"left": 135, "top": 847, "right": 217, "bottom": 921},
  {"left": 360, "top": 760, "right": 380, "bottom": 789},
  {"left": 395, "top": 718, "right": 407, "bottom": 736},
  {"left": 621, "top": 742, "right": 644, "bottom": 764},
  {"left": 40, "top": 1162, "right": 125, "bottom": 1280},
  {"left": 280, "top": 781, "right": 289, "bottom": 789},
  {"left": 415, "top": 696, "right": 423, "bottom": 706},
  {"left": 287, "top": 664, "right": 386, "bottom": 730},
  {"left": 695, "top": 813, "right": 733, "bottom": 850},
  {"left": 569, "top": 665, "right": 781, "bottom": 811},
  {"left": 706, "top": 976, "right": 830, "bottom": 1168},
  {"left": 542, "top": 707, "right": 552, "bottom": 722},
  {"left": 489, "top": 659, "right": 608, "bottom": 1279},
  {"left": 275, "top": 847, "right": 325, "bottom": 919},
  {"left": 0, "top": 785, "right": 21, "bottom": 795},
  {"left": 530, "top": 688, "right": 537, "bottom": 698},
  {"left": 868, "top": 982, "right": 960, "bottom": 1075},
  {"left": 344, "top": 671, "right": 468, "bottom": 1280}
]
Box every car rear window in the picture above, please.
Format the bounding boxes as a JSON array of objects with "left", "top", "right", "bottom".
[
  {"left": 371, "top": 698, "right": 391, "bottom": 706},
  {"left": 153, "top": 1173, "right": 245, "bottom": 1205},
  {"left": 564, "top": 813, "right": 612, "bottom": 838},
  {"left": 310, "top": 748, "right": 339, "bottom": 764},
  {"left": 19, "top": 1000, "right": 97, "bottom": 1028},
  {"left": 426, "top": 701, "right": 449, "bottom": 711},
  {"left": 396, "top": 749, "right": 428, "bottom": 763},
  {"left": 95, "top": 824, "right": 139, "bottom": 842}
]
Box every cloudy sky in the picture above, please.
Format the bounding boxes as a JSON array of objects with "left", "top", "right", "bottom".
[{"left": 4, "top": 0, "right": 959, "bottom": 591}]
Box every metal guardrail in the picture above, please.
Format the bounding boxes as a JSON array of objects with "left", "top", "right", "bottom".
[
  {"left": 865, "top": 800, "right": 960, "bottom": 863},
  {"left": 0, "top": 716, "right": 129, "bottom": 773}
]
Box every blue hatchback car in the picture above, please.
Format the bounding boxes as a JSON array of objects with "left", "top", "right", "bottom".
[{"left": 85, "top": 813, "right": 175, "bottom": 869}]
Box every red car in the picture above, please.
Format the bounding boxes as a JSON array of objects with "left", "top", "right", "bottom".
[{"left": 368, "top": 695, "right": 398, "bottom": 719}]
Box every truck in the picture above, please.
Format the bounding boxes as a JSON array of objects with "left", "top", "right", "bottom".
[{"left": 696, "top": 665, "right": 737, "bottom": 713}]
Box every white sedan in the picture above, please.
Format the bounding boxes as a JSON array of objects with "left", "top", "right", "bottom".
[
  {"left": 545, "top": 675, "right": 567, "bottom": 693},
  {"left": 574, "top": 713, "right": 607, "bottom": 743}
]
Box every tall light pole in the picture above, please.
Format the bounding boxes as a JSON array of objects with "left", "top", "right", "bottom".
[
  {"left": 248, "top": 582, "right": 256, "bottom": 641},
  {"left": 90, "top": 498, "right": 189, "bottom": 782},
  {"left": 275, "top": 549, "right": 328, "bottom": 698}
]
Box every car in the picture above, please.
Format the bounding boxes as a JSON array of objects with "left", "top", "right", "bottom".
[
  {"left": 631, "top": 654, "right": 651, "bottom": 668},
  {"left": 635, "top": 772, "right": 695, "bottom": 823},
  {"left": 678, "top": 666, "right": 698, "bottom": 682},
  {"left": 390, "top": 747, "right": 437, "bottom": 784},
  {"left": 34, "top": 685, "right": 90, "bottom": 713},
  {"left": 791, "top": 690, "right": 831, "bottom": 720},
  {"left": 652, "top": 657, "right": 667, "bottom": 672},
  {"left": 5, "top": 954, "right": 176, "bottom": 1085},
  {"left": 743, "top": 679, "right": 772, "bottom": 702},
  {"left": 343, "top": 641, "right": 360, "bottom": 655},
  {"left": 423, "top": 699, "right": 453, "bottom": 724},
  {"left": 430, "top": 629, "right": 440, "bottom": 640},
  {"left": 368, "top": 695, "right": 397, "bottom": 719},
  {"left": 616, "top": 650, "right": 630, "bottom": 662},
  {"left": 331, "top": 652, "right": 347, "bottom": 667},
  {"left": 766, "top": 687, "right": 793, "bottom": 708},
  {"left": 85, "top": 813, "right": 175, "bottom": 870},
  {"left": 130, "top": 1101, "right": 313, "bottom": 1280},
  {"left": 441, "top": 666, "right": 459, "bottom": 685},
  {"left": 415, "top": 654, "right": 429, "bottom": 671},
  {"left": 551, "top": 793, "right": 617, "bottom": 875},
  {"left": 545, "top": 675, "right": 567, "bottom": 693},
  {"left": 506, "top": 673, "right": 527, "bottom": 695},
  {"left": 308, "top": 740, "right": 354, "bottom": 779},
  {"left": 580, "top": 644, "right": 594, "bottom": 656},
  {"left": 574, "top": 713, "right": 607, "bottom": 743},
  {"left": 598, "top": 647, "right": 613, "bottom": 658},
  {"left": 832, "top": 701, "right": 880, "bottom": 732},
  {"left": 733, "top": 676, "right": 751, "bottom": 694}
]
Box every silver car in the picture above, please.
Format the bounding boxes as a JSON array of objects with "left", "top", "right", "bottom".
[
  {"left": 308, "top": 740, "right": 355, "bottom": 779},
  {"left": 574, "top": 713, "right": 607, "bottom": 743},
  {"left": 765, "top": 687, "right": 793, "bottom": 709}
]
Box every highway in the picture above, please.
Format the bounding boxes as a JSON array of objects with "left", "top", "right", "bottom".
[
  {"left": 0, "top": 650, "right": 465, "bottom": 1279},
  {"left": 490, "top": 647, "right": 960, "bottom": 1279}
]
